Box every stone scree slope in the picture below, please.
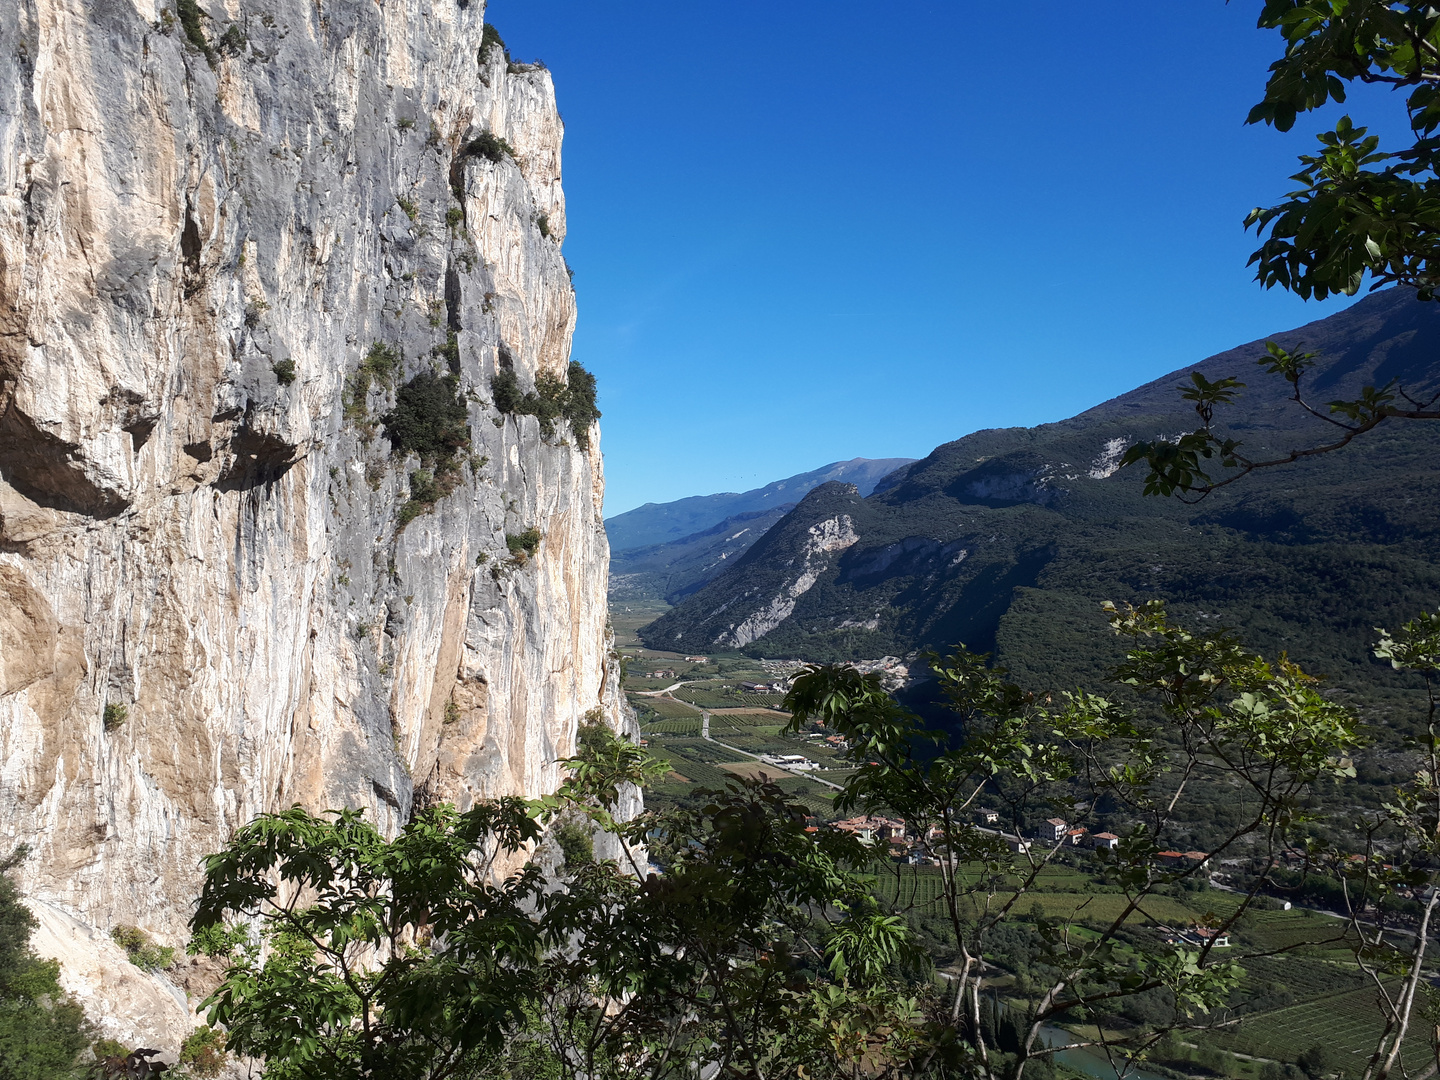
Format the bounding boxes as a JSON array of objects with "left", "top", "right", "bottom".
[{"left": 0, "top": 0, "right": 626, "bottom": 1047}]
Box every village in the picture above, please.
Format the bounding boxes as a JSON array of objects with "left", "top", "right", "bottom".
[{"left": 819, "top": 809, "right": 1206, "bottom": 874}]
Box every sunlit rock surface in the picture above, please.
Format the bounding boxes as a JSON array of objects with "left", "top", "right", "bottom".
[{"left": 0, "top": 0, "right": 625, "bottom": 1046}]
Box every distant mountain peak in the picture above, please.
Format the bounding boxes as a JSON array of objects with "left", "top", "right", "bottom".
[{"left": 605, "top": 457, "right": 917, "bottom": 554}]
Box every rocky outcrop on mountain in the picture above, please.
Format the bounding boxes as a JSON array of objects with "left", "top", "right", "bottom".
[{"left": 0, "top": 0, "right": 622, "bottom": 1050}]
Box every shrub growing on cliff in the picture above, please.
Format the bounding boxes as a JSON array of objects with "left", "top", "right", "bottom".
[
  {"left": 216, "top": 24, "right": 245, "bottom": 58},
  {"left": 562, "top": 360, "right": 601, "bottom": 449},
  {"left": 177, "top": 1025, "right": 228, "bottom": 1078},
  {"left": 102, "top": 704, "right": 127, "bottom": 731},
  {"left": 479, "top": 23, "right": 510, "bottom": 65},
  {"left": 382, "top": 372, "right": 469, "bottom": 464},
  {"left": 552, "top": 820, "right": 594, "bottom": 869},
  {"left": 505, "top": 528, "right": 541, "bottom": 562},
  {"left": 344, "top": 341, "right": 402, "bottom": 429},
  {"left": 175, "top": 0, "right": 214, "bottom": 63},
  {"left": 489, "top": 360, "right": 601, "bottom": 450},
  {"left": 382, "top": 372, "right": 470, "bottom": 528},
  {"left": 463, "top": 132, "right": 515, "bottom": 165},
  {"left": 433, "top": 331, "right": 460, "bottom": 374},
  {"left": 110, "top": 926, "right": 174, "bottom": 973},
  {"left": 450, "top": 132, "right": 517, "bottom": 202}
]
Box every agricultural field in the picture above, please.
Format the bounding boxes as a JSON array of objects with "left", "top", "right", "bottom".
[
  {"left": 712, "top": 732, "right": 799, "bottom": 757},
  {"left": 706, "top": 711, "right": 781, "bottom": 730},
  {"left": 645, "top": 718, "right": 701, "bottom": 736},
  {"left": 886, "top": 866, "right": 1426, "bottom": 1075},
  {"left": 673, "top": 683, "right": 745, "bottom": 708},
  {"left": 642, "top": 746, "right": 732, "bottom": 789},
  {"left": 632, "top": 696, "right": 699, "bottom": 720},
  {"left": 769, "top": 776, "right": 836, "bottom": 815},
  {"left": 875, "top": 873, "right": 1205, "bottom": 927},
  {"left": 736, "top": 692, "right": 787, "bottom": 707},
  {"left": 1211, "top": 983, "right": 1428, "bottom": 1073}
]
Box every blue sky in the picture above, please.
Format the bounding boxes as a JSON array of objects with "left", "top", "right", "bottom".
[{"left": 487, "top": 1, "right": 1403, "bottom": 516}]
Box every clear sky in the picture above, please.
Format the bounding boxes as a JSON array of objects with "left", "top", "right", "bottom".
[{"left": 486, "top": 1, "right": 1402, "bottom": 516}]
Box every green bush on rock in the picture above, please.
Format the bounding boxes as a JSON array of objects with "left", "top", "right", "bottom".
[
  {"left": 382, "top": 372, "right": 471, "bottom": 529},
  {"left": 490, "top": 360, "right": 600, "bottom": 450},
  {"left": 109, "top": 926, "right": 174, "bottom": 973}
]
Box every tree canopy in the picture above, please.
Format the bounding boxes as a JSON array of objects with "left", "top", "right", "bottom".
[{"left": 0, "top": 849, "right": 91, "bottom": 1080}]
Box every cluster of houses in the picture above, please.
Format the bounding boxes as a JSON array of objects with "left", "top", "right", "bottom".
[
  {"left": 822, "top": 815, "right": 1032, "bottom": 863},
  {"left": 976, "top": 810, "right": 1120, "bottom": 853},
  {"left": 647, "top": 668, "right": 678, "bottom": 679},
  {"left": 740, "top": 679, "right": 788, "bottom": 694},
  {"left": 1160, "top": 925, "right": 1231, "bottom": 948},
  {"left": 847, "top": 656, "right": 911, "bottom": 688},
  {"left": 810, "top": 812, "right": 1211, "bottom": 879}
]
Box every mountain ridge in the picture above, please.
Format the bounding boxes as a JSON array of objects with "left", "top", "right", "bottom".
[
  {"left": 610, "top": 505, "right": 796, "bottom": 605},
  {"left": 640, "top": 289, "right": 1440, "bottom": 716},
  {"left": 604, "top": 457, "right": 916, "bottom": 553}
]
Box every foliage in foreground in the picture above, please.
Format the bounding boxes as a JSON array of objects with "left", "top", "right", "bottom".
[
  {"left": 191, "top": 748, "right": 931, "bottom": 1078},
  {"left": 188, "top": 602, "right": 1440, "bottom": 1079},
  {"left": 0, "top": 849, "right": 91, "bottom": 1080}
]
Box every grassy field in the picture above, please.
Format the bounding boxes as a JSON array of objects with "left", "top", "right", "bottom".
[{"left": 610, "top": 601, "right": 670, "bottom": 647}]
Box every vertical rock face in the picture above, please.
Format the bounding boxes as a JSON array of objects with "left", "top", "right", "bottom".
[{"left": 0, "top": 0, "right": 621, "bottom": 1040}]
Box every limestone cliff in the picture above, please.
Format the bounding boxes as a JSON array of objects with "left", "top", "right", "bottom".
[{"left": 0, "top": 0, "right": 622, "bottom": 1046}]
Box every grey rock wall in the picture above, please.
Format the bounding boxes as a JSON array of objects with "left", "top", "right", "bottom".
[{"left": 0, "top": 0, "right": 625, "bottom": 1048}]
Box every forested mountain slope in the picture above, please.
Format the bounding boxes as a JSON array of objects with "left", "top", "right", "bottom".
[{"left": 641, "top": 288, "right": 1440, "bottom": 722}]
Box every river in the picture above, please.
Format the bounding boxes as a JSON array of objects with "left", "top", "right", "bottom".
[{"left": 1037, "top": 1023, "right": 1176, "bottom": 1080}]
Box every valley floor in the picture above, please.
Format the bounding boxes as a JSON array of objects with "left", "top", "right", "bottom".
[{"left": 618, "top": 633, "right": 1434, "bottom": 1080}]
